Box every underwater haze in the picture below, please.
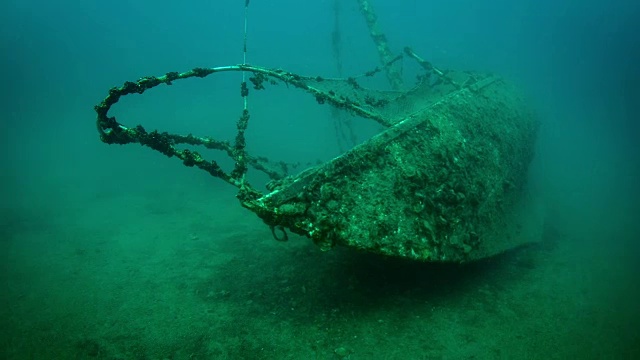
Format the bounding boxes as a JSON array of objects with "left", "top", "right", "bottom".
[{"left": 1, "top": 0, "right": 639, "bottom": 359}]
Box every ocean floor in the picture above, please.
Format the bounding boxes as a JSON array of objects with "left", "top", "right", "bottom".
[{"left": 1, "top": 182, "right": 639, "bottom": 359}]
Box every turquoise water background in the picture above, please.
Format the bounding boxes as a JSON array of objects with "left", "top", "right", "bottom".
[{"left": 1, "top": 1, "right": 639, "bottom": 358}]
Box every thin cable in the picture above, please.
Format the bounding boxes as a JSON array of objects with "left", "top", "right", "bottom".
[
  {"left": 242, "top": 0, "right": 249, "bottom": 110},
  {"left": 235, "top": 0, "right": 251, "bottom": 187}
]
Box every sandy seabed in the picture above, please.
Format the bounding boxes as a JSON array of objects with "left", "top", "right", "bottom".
[{"left": 1, "top": 183, "right": 639, "bottom": 360}]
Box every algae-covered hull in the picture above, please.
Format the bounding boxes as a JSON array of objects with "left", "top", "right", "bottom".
[{"left": 242, "top": 76, "right": 541, "bottom": 262}]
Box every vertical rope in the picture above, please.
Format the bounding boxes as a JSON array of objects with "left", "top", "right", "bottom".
[
  {"left": 331, "top": 0, "right": 357, "bottom": 152},
  {"left": 356, "top": 0, "right": 403, "bottom": 90},
  {"left": 331, "top": 0, "right": 343, "bottom": 77},
  {"left": 233, "top": 0, "right": 251, "bottom": 186}
]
